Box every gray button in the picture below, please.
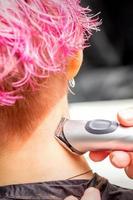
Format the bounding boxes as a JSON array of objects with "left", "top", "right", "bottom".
[{"left": 85, "top": 119, "right": 118, "bottom": 134}]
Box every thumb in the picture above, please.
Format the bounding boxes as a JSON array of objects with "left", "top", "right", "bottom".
[
  {"left": 81, "top": 188, "right": 101, "bottom": 200},
  {"left": 117, "top": 108, "right": 133, "bottom": 127},
  {"left": 64, "top": 196, "right": 77, "bottom": 200}
]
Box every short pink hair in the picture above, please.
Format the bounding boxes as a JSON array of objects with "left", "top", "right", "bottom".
[{"left": 0, "top": 0, "right": 99, "bottom": 106}]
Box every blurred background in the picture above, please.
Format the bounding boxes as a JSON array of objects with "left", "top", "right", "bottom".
[
  {"left": 69, "top": 0, "right": 133, "bottom": 103},
  {"left": 69, "top": 0, "right": 133, "bottom": 189},
  {"left": 69, "top": 1, "right": 133, "bottom": 188}
]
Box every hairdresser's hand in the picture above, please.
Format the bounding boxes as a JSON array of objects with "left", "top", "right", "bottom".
[
  {"left": 64, "top": 187, "right": 101, "bottom": 200},
  {"left": 89, "top": 108, "right": 133, "bottom": 179}
]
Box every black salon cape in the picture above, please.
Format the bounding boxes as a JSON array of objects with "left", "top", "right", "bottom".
[{"left": 0, "top": 173, "right": 132, "bottom": 200}]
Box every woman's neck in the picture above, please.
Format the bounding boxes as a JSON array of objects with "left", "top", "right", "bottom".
[{"left": 0, "top": 97, "right": 93, "bottom": 186}]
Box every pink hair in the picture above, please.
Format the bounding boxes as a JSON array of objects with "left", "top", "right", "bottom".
[{"left": 0, "top": 0, "right": 100, "bottom": 106}]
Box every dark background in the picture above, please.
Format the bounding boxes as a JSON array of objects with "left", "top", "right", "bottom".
[{"left": 69, "top": 0, "right": 133, "bottom": 102}]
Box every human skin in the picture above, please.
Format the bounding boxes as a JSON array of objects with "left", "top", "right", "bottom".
[
  {"left": 64, "top": 106, "right": 133, "bottom": 200},
  {"left": 65, "top": 188, "right": 101, "bottom": 200},
  {"left": 89, "top": 108, "right": 133, "bottom": 179},
  {"left": 0, "top": 51, "right": 95, "bottom": 186}
]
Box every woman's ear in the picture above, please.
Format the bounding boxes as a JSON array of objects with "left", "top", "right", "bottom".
[{"left": 66, "top": 50, "right": 83, "bottom": 80}]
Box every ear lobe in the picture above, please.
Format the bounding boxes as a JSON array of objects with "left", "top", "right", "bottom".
[{"left": 66, "top": 50, "right": 83, "bottom": 80}]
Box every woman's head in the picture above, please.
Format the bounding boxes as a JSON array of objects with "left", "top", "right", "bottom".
[
  {"left": 0, "top": 0, "right": 99, "bottom": 141},
  {"left": 0, "top": 0, "right": 98, "bottom": 105}
]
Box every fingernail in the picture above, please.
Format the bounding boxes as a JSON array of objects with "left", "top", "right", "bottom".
[
  {"left": 111, "top": 152, "right": 130, "bottom": 168},
  {"left": 119, "top": 108, "right": 133, "bottom": 121},
  {"left": 64, "top": 196, "right": 77, "bottom": 200},
  {"left": 84, "top": 187, "right": 101, "bottom": 199},
  {"left": 111, "top": 155, "right": 118, "bottom": 165}
]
